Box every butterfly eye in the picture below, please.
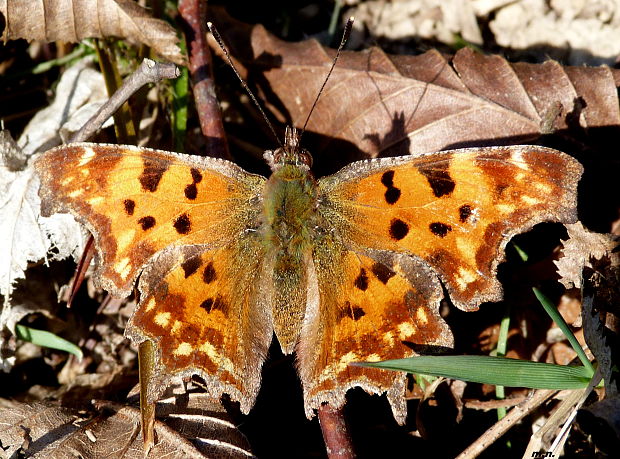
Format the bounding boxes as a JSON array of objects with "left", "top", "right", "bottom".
[{"left": 299, "top": 150, "right": 313, "bottom": 168}]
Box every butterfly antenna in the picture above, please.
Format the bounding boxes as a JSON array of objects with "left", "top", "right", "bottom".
[
  {"left": 299, "top": 17, "right": 354, "bottom": 141},
  {"left": 207, "top": 22, "right": 282, "bottom": 147}
]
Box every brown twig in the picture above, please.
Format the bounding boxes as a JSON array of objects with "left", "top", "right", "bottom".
[
  {"left": 456, "top": 389, "right": 557, "bottom": 459},
  {"left": 65, "top": 235, "right": 95, "bottom": 308},
  {"left": 69, "top": 59, "right": 179, "bottom": 143},
  {"left": 318, "top": 404, "right": 355, "bottom": 459},
  {"left": 179, "top": 0, "right": 230, "bottom": 159}
]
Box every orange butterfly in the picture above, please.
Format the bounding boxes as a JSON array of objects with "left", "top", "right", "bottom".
[{"left": 35, "top": 126, "right": 581, "bottom": 422}]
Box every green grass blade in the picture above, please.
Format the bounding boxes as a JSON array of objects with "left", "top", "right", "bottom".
[
  {"left": 172, "top": 40, "right": 189, "bottom": 153},
  {"left": 16, "top": 325, "right": 83, "bottom": 360},
  {"left": 356, "top": 355, "right": 592, "bottom": 389},
  {"left": 533, "top": 288, "right": 594, "bottom": 374}
]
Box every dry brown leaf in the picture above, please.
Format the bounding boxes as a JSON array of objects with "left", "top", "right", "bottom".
[
  {"left": 0, "top": 396, "right": 253, "bottom": 458},
  {"left": 0, "top": 0, "right": 185, "bottom": 65},
  {"left": 211, "top": 9, "right": 620, "bottom": 163},
  {"left": 555, "top": 222, "right": 617, "bottom": 289}
]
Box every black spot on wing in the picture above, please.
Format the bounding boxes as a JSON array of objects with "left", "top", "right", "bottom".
[
  {"left": 459, "top": 204, "right": 472, "bottom": 223},
  {"left": 184, "top": 183, "right": 198, "bottom": 200},
  {"left": 123, "top": 199, "right": 135, "bottom": 216},
  {"left": 380, "top": 170, "right": 401, "bottom": 204},
  {"left": 338, "top": 301, "right": 366, "bottom": 321},
  {"left": 354, "top": 268, "right": 369, "bottom": 291},
  {"left": 430, "top": 222, "right": 452, "bottom": 237},
  {"left": 191, "top": 168, "right": 203, "bottom": 183},
  {"left": 371, "top": 262, "right": 396, "bottom": 284},
  {"left": 389, "top": 218, "right": 409, "bottom": 240},
  {"left": 384, "top": 187, "right": 401, "bottom": 204},
  {"left": 202, "top": 262, "right": 217, "bottom": 284},
  {"left": 200, "top": 295, "right": 228, "bottom": 316},
  {"left": 139, "top": 158, "right": 169, "bottom": 192},
  {"left": 184, "top": 168, "right": 203, "bottom": 200},
  {"left": 181, "top": 256, "right": 202, "bottom": 278},
  {"left": 138, "top": 216, "right": 156, "bottom": 230},
  {"left": 419, "top": 162, "right": 455, "bottom": 197},
  {"left": 173, "top": 213, "right": 191, "bottom": 234}
]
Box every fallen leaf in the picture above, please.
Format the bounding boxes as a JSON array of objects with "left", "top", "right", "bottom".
[
  {"left": 210, "top": 9, "right": 620, "bottom": 164},
  {"left": 0, "top": 132, "right": 81, "bottom": 305},
  {"left": 555, "top": 222, "right": 617, "bottom": 289},
  {"left": 17, "top": 58, "right": 107, "bottom": 155},
  {"left": 0, "top": 396, "right": 253, "bottom": 458},
  {"left": 0, "top": 0, "right": 186, "bottom": 65}
]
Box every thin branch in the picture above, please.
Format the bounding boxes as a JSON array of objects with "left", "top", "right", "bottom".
[
  {"left": 179, "top": 0, "right": 231, "bottom": 158},
  {"left": 318, "top": 404, "right": 355, "bottom": 459},
  {"left": 70, "top": 59, "right": 179, "bottom": 143}
]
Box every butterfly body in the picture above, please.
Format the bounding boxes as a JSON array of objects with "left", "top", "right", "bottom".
[{"left": 35, "top": 134, "right": 582, "bottom": 422}]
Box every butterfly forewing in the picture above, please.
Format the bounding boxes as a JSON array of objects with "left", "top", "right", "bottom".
[
  {"left": 317, "top": 145, "right": 583, "bottom": 310},
  {"left": 35, "top": 143, "right": 265, "bottom": 297}
]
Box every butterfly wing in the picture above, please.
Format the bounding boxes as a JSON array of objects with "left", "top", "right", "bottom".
[
  {"left": 317, "top": 146, "right": 582, "bottom": 310},
  {"left": 298, "top": 145, "right": 581, "bottom": 419},
  {"left": 35, "top": 143, "right": 265, "bottom": 297},
  {"left": 127, "top": 238, "right": 271, "bottom": 411},
  {"left": 298, "top": 235, "right": 451, "bottom": 423},
  {"left": 36, "top": 143, "right": 271, "bottom": 410}
]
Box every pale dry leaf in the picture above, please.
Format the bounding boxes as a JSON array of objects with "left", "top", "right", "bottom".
[
  {"left": 0, "top": 401, "right": 82, "bottom": 458},
  {"left": 17, "top": 58, "right": 107, "bottom": 155},
  {"left": 349, "top": 0, "right": 482, "bottom": 46},
  {"left": 0, "top": 130, "right": 83, "bottom": 322},
  {"left": 156, "top": 390, "right": 253, "bottom": 458},
  {"left": 556, "top": 222, "right": 617, "bottom": 289},
  {"left": 488, "top": 0, "right": 620, "bottom": 65},
  {"left": 0, "top": 397, "right": 251, "bottom": 458},
  {"left": 0, "top": 0, "right": 185, "bottom": 65}
]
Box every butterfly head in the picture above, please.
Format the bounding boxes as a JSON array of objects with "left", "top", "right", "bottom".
[{"left": 264, "top": 126, "right": 313, "bottom": 172}]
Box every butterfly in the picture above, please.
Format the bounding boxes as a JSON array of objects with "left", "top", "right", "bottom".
[{"left": 35, "top": 126, "right": 582, "bottom": 423}]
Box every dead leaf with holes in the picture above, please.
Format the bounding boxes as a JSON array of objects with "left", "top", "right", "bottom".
[{"left": 556, "top": 222, "right": 618, "bottom": 289}]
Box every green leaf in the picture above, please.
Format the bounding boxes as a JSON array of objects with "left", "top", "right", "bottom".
[
  {"left": 355, "top": 355, "right": 593, "bottom": 389},
  {"left": 16, "top": 325, "right": 83, "bottom": 360},
  {"left": 533, "top": 288, "right": 594, "bottom": 374}
]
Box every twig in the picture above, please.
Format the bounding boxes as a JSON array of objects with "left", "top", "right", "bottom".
[
  {"left": 69, "top": 59, "right": 179, "bottom": 143},
  {"left": 456, "top": 389, "right": 557, "bottom": 459},
  {"left": 179, "top": 0, "right": 230, "bottom": 159},
  {"left": 318, "top": 404, "right": 355, "bottom": 459},
  {"left": 65, "top": 235, "right": 95, "bottom": 308}
]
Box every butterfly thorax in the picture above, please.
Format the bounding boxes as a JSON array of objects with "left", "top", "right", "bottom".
[{"left": 262, "top": 163, "right": 318, "bottom": 255}]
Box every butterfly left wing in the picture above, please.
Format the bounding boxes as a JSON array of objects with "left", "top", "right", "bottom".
[
  {"left": 297, "top": 145, "right": 582, "bottom": 420},
  {"left": 35, "top": 143, "right": 272, "bottom": 410},
  {"left": 298, "top": 235, "right": 451, "bottom": 423},
  {"left": 317, "top": 145, "right": 583, "bottom": 310}
]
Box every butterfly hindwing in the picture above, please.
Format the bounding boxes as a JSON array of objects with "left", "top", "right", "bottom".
[
  {"left": 297, "top": 235, "right": 452, "bottom": 423},
  {"left": 126, "top": 236, "right": 271, "bottom": 411}
]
